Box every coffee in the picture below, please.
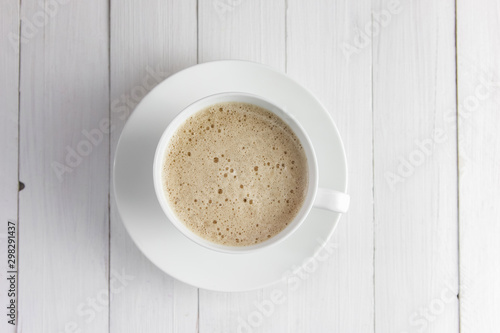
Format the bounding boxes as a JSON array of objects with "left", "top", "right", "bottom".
[{"left": 161, "top": 102, "right": 308, "bottom": 246}]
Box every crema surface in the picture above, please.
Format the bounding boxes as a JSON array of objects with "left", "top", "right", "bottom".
[{"left": 162, "top": 102, "right": 308, "bottom": 246}]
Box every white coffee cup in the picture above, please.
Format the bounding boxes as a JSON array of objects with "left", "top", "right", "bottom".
[{"left": 153, "top": 92, "right": 349, "bottom": 254}]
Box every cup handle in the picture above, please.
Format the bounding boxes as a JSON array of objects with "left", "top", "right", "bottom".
[{"left": 313, "top": 188, "right": 350, "bottom": 213}]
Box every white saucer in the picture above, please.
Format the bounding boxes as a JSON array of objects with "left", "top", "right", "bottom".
[{"left": 113, "top": 60, "right": 348, "bottom": 292}]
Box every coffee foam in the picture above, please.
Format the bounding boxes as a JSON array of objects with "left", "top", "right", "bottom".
[{"left": 162, "top": 102, "right": 308, "bottom": 246}]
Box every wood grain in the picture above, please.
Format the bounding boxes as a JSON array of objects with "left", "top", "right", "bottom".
[
  {"left": 197, "top": 1, "right": 288, "bottom": 332},
  {"left": 198, "top": 0, "right": 285, "bottom": 71},
  {"left": 17, "top": 0, "right": 110, "bottom": 332},
  {"left": 0, "top": 1, "right": 19, "bottom": 332},
  {"left": 109, "top": 0, "right": 198, "bottom": 332},
  {"left": 1, "top": 0, "right": 499, "bottom": 331},
  {"left": 286, "top": 0, "right": 374, "bottom": 331},
  {"left": 457, "top": 0, "right": 500, "bottom": 332},
  {"left": 373, "top": 0, "right": 459, "bottom": 332}
]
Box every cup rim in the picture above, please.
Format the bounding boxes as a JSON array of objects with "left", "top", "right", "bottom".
[{"left": 153, "top": 92, "right": 319, "bottom": 254}]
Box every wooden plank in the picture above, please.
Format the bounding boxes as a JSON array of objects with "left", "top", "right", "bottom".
[
  {"left": 286, "top": 0, "right": 374, "bottom": 331},
  {"left": 0, "top": 1, "right": 19, "bottom": 332},
  {"left": 199, "top": 0, "right": 285, "bottom": 71},
  {"left": 109, "top": 0, "right": 198, "bottom": 332},
  {"left": 197, "top": 1, "right": 287, "bottom": 332},
  {"left": 457, "top": 0, "right": 500, "bottom": 331},
  {"left": 17, "top": 0, "right": 110, "bottom": 332},
  {"left": 373, "top": 1, "right": 459, "bottom": 332}
]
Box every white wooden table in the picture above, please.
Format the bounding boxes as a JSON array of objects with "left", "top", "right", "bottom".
[{"left": 1, "top": 0, "right": 499, "bottom": 332}]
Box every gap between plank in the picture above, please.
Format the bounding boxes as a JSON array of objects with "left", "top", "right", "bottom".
[{"left": 454, "top": 0, "right": 462, "bottom": 332}]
